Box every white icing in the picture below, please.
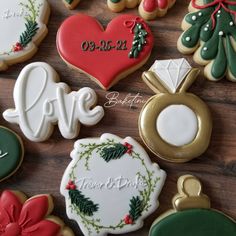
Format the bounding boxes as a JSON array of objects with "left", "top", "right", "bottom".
[
  {"left": 185, "top": 36, "right": 191, "bottom": 41},
  {"left": 156, "top": 105, "right": 198, "bottom": 146},
  {"left": 0, "top": 150, "right": 8, "bottom": 159},
  {"left": 219, "top": 31, "right": 224, "bottom": 36},
  {"left": 203, "top": 47, "right": 208, "bottom": 51},
  {"left": 0, "top": 0, "right": 48, "bottom": 63},
  {"left": 61, "top": 134, "right": 166, "bottom": 236},
  {"left": 3, "top": 62, "right": 104, "bottom": 142},
  {"left": 150, "top": 58, "right": 192, "bottom": 93},
  {"left": 192, "top": 15, "right": 197, "bottom": 21}
]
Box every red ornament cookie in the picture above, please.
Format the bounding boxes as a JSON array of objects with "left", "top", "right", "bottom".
[
  {"left": 56, "top": 14, "right": 154, "bottom": 90},
  {"left": 0, "top": 190, "right": 74, "bottom": 236}
]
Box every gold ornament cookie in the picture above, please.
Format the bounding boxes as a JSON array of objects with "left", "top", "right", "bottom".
[
  {"left": 149, "top": 175, "right": 236, "bottom": 236},
  {"left": 139, "top": 58, "right": 212, "bottom": 163}
]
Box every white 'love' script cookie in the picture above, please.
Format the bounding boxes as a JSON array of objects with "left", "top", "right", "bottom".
[{"left": 3, "top": 62, "right": 104, "bottom": 142}]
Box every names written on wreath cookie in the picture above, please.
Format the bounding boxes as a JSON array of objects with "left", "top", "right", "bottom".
[
  {"left": 1, "top": 9, "right": 29, "bottom": 20},
  {"left": 0, "top": 150, "right": 8, "bottom": 159},
  {"left": 76, "top": 175, "right": 147, "bottom": 190},
  {"left": 81, "top": 40, "right": 128, "bottom": 52}
]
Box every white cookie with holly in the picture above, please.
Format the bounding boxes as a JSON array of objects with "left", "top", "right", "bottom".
[
  {"left": 0, "top": 0, "right": 50, "bottom": 71},
  {"left": 61, "top": 133, "right": 166, "bottom": 236}
]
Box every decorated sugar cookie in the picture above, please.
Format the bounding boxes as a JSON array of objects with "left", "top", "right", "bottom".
[
  {"left": 149, "top": 175, "right": 236, "bottom": 236},
  {"left": 56, "top": 14, "right": 154, "bottom": 90},
  {"left": 3, "top": 62, "right": 104, "bottom": 142},
  {"left": 0, "top": 126, "right": 24, "bottom": 182},
  {"left": 107, "top": 0, "right": 176, "bottom": 20},
  {"left": 61, "top": 133, "right": 166, "bottom": 236},
  {"left": 177, "top": 0, "right": 236, "bottom": 82},
  {"left": 0, "top": 0, "right": 50, "bottom": 71},
  {"left": 139, "top": 58, "right": 212, "bottom": 163},
  {"left": 63, "top": 0, "right": 80, "bottom": 10},
  {"left": 0, "top": 190, "right": 74, "bottom": 236}
]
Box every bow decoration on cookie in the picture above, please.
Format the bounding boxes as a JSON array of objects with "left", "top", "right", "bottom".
[
  {"left": 124, "top": 17, "right": 144, "bottom": 33},
  {"left": 192, "top": 0, "right": 236, "bottom": 29}
]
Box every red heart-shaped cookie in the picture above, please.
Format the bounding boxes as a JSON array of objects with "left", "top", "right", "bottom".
[{"left": 57, "top": 14, "right": 154, "bottom": 90}]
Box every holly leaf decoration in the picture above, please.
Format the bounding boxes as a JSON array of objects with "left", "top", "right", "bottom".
[
  {"left": 129, "top": 23, "right": 148, "bottom": 59},
  {"left": 100, "top": 143, "right": 128, "bottom": 162},
  {"left": 129, "top": 196, "right": 143, "bottom": 221},
  {"left": 69, "top": 189, "right": 99, "bottom": 216},
  {"left": 20, "top": 20, "right": 39, "bottom": 48}
]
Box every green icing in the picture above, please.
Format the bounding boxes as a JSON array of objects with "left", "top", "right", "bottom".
[
  {"left": 150, "top": 209, "right": 236, "bottom": 236},
  {"left": 0, "top": 127, "right": 23, "bottom": 180},
  {"left": 181, "top": 0, "right": 236, "bottom": 78},
  {"left": 110, "top": 0, "right": 122, "bottom": 3}
]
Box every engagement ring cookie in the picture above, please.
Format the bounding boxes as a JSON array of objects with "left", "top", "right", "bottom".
[
  {"left": 0, "top": 0, "right": 50, "bottom": 71},
  {"left": 56, "top": 14, "right": 154, "bottom": 90},
  {"left": 61, "top": 133, "right": 166, "bottom": 236},
  {"left": 0, "top": 126, "right": 24, "bottom": 182},
  {"left": 0, "top": 190, "right": 74, "bottom": 236},
  {"left": 149, "top": 175, "right": 236, "bottom": 236},
  {"left": 107, "top": 0, "right": 176, "bottom": 20},
  {"left": 3, "top": 62, "right": 104, "bottom": 142},
  {"left": 139, "top": 58, "right": 212, "bottom": 163},
  {"left": 63, "top": 0, "right": 80, "bottom": 10},
  {"left": 177, "top": 0, "right": 236, "bottom": 82}
]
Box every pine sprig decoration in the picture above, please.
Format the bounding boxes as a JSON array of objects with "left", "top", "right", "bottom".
[
  {"left": 100, "top": 143, "right": 128, "bottom": 162},
  {"left": 129, "top": 196, "right": 143, "bottom": 221},
  {"left": 129, "top": 23, "right": 148, "bottom": 59},
  {"left": 19, "top": 20, "right": 39, "bottom": 47},
  {"left": 69, "top": 189, "right": 99, "bottom": 216}
]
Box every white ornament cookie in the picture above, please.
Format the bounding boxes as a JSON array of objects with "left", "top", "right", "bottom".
[
  {"left": 3, "top": 62, "right": 104, "bottom": 142},
  {"left": 61, "top": 133, "right": 166, "bottom": 236},
  {"left": 0, "top": 0, "right": 50, "bottom": 71}
]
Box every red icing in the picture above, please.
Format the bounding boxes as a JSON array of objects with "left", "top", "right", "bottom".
[
  {"left": 142, "top": 0, "right": 170, "bottom": 12},
  {"left": 0, "top": 190, "right": 61, "bottom": 236},
  {"left": 56, "top": 14, "right": 154, "bottom": 90}
]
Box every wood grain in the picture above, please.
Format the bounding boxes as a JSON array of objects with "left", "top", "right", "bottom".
[{"left": 0, "top": 0, "right": 236, "bottom": 235}]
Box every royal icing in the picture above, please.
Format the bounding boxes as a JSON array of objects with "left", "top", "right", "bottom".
[
  {"left": 0, "top": 190, "right": 69, "bottom": 235},
  {"left": 0, "top": 126, "right": 23, "bottom": 181},
  {"left": 178, "top": 0, "right": 236, "bottom": 81},
  {"left": 3, "top": 62, "right": 104, "bottom": 142},
  {"left": 139, "top": 58, "right": 212, "bottom": 162},
  {"left": 156, "top": 105, "right": 198, "bottom": 146},
  {"left": 150, "top": 58, "right": 192, "bottom": 93},
  {"left": 56, "top": 14, "right": 154, "bottom": 90},
  {"left": 149, "top": 175, "right": 236, "bottom": 236},
  {"left": 61, "top": 133, "right": 166, "bottom": 236},
  {"left": 0, "top": 0, "right": 50, "bottom": 70}
]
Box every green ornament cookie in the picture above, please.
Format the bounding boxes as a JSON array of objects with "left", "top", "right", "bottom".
[
  {"left": 177, "top": 0, "right": 236, "bottom": 82},
  {"left": 149, "top": 175, "right": 236, "bottom": 236},
  {"left": 0, "top": 126, "right": 24, "bottom": 181}
]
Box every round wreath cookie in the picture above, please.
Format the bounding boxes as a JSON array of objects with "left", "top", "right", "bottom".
[
  {"left": 3, "top": 62, "right": 104, "bottom": 142},
  {"left": 0, "top": 190, "right": 74, "bottom": 236},
  {"left": 61, "top": 133, "right": 166, "bottom": 236},
  {"left": 63, "top": 0, "right": 80, "bottom": 10},
  {"left": 149, "top": 175, "right": 236, "bottom": 236},
  {"left": 139, "top": 58, "right": 212, "bottom": 163},
  {"left": 107, "top": 0, "right": 176, "bottom": 20},
  {"left": 177, "top": 0, "right": 236, "bottom": 82},
  {"left": 56, "top": 14, "right": 154, "bottom": 90},
  {"left": 0, "top": 0, "right": 50, "bottom": 71},
  {"left": 0, "top": 126, "right": 24, "bottom": 182}
]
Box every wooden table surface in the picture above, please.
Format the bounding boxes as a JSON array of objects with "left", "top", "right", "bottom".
[{"left": 0, "top": 0, "right": 236, "bottom": 235}]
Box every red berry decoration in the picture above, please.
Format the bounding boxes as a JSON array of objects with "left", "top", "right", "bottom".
[
  {"left": 124, "top": 215, "right": 133, "bottom": 224},
  {"left": 66, "top": 180, "right": 77, "bottom": 190},
  {"left": 13, "top": 42, "right": 23, "bottom": 52}
]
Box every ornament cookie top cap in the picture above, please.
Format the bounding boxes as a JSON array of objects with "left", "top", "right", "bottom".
[
  {"left": 177, "top": 0, "right": 236, "bottom": 82},
  {"left": 139, "top": 58, "right": 212, "bottom": 163},
  {"left": 0, "top": 0, "right": 50, "bottom": 71},
  {"left": 56, "top": 14, "right": 154, "bottom": 90},
  {"left": 3, "top": 62, "right": 104, "bottom": 142},
  {"left": 61, "top": 133, "right": 166, "bottom": 236},
  {"left": 149, "top": 175, "right": 236, "bottom": 236}
]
